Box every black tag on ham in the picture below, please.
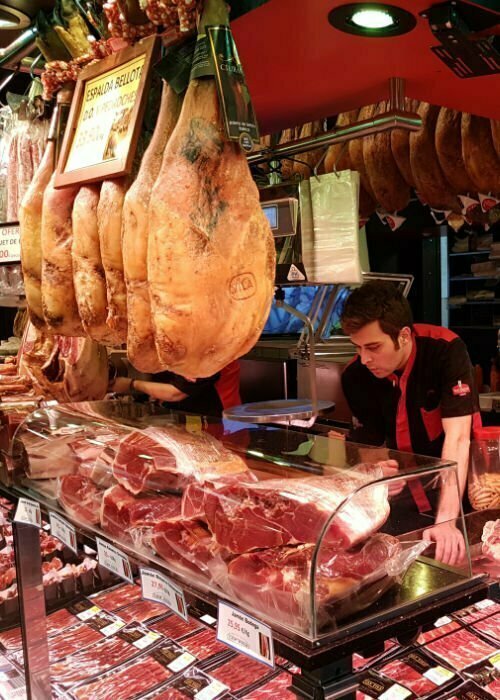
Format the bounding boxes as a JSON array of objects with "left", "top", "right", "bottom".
[{"left": 357, "top": 672, "right": 417, "bottom": 699}]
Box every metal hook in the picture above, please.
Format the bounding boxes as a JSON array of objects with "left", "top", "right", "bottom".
[
  {"left": 0, "top": 71, "right": 15, "bottom": 107},
  {"left": 29, "top": 53, "right": 43, "bottom": 82},
  {"left": 313, "top": 148, "right": 328, "bottom": 182},
  {"left": 332, "top": 141, "right": 349, "bottom": 179}
]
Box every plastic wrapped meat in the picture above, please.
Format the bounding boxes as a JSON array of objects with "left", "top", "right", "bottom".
[
  {"left": 202, "top": 465, "right": 390, "bottom": 554},
  {"left": 100, "top": 485, "right": 182, "bottom": 541},
  {"left": 58, "top": 474, "right": 103, "bottom": 524},
  {"left": 118, "top": 599, "right": 168, "bottom": 624},
  {"left": 12, "top": 622, "right": 102, "bottom": 665},
  {"left": 178, "top": 628, "right": 227, "bottom": 661},
  {"left": 226, "top": 534, "right": 407, "bottom": 631},
  {"left": 425, "top": 628, "right": 497, "bottom": 671},
  {"left": 376, "top": 651, "right": 450, "bottom": 697},
  {"left": 209, "top": 655, "right": 271, "bottom": 692},
  {"left": 88, "top": 583, "right": 142, "bottom": 611},
  {"left": 21, "top": 429, "right": 79, "bottom": 479},
  {"left": 244, "top": 672, "right": 296, "bottom": 699},
  {"left": 453, "top": 600, "right": 500, "bottom": 625},
  {"left": 416, "top": 620, "right": 461, "bottom": 645},
  {"left": 70, "top": 429, "right": 122, "bottom": 488},
  {"left": 151, "top": 614, "right": 202, "bottom": 640},
  {"left": 152, "top": 517, "right": 230, "bottom": 581},
  {"left": 147, "top": 667, "right": 230, "bottom": 699},
  {"left": 112, "top": 426, "right": 249, "bottom": 495},
  {"left": 472, "top": 612, "right": 500, "bottom": 643},
  {"left": 482, "top": 520, "right": 500, "bottom": 561}
]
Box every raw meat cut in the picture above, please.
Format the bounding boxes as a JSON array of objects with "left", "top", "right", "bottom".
[
  {"left": 89, "top": 582, "right": 142, "bottom": 611},
  {"left": 482, "top": 520, "right": 500, "bottom": 561},
  {"left": 376, "top": 656, "right": 441, "bottom": 697},
  {"left": 70, "top": 429, "right": 122, "bottom": 488},
  {"left": 58, "top": 474, "right": 103, "bottom": 524},
  {"left": 40, "top": 175, "right": 83, "bottom": 335},
  {"left": 19, "top": 134, "right": 55, "bottom": 328},
  {"left": 203, "top": 466, "right": 389, "bottom": 553},
  {"left": 50, "top": 634, "right": 137, "bottom": 685},
  {"left": 147, "top": 0, "right": 275, "bottom": 378},
  {"left": 123, "top": 82, "right": 182, "bottom": 373},
  {"left": 100, "top": 484, "right": 182, "bottom": 540},
  {"left": 152, "top": 516, "right": 229, "bottom": 580},
  {"left": 179, "top": 628, "right": 227, "bottom": 660},
  {"left": 390, "top": 98, "right": 418, "bottom": 189},
  {"left": 425, "top": 628, "right": 497, "bottom": 671},
  {"left": 71, "top": 653, "right": 172, "bottom": 700},
  {"left": 363, "top": 101, "right": 411, "bottom": 213},
  {"left": 472, "top": 612, "right": 500, "bottom": 642},
  {"left": 348, "top": 104, "right": 378, "bottom": 202},
  {"left": 98, "top": 177, "right": 129, "bottom": 344},
  {"left": 244, "top": 672, "right": 296, "bottom": 699},
  {"left": 462, "top": 114, "right": 500, "bottom": 196},
  {"left": 227, "top": 534, "right": 402, "bottom": 630},
  {"left": 72, "top": 184, "right": 122, "bottom": 345},
  {"left": 435, "top": 108, "right": 477, "bottom": 195},
  {"left": 117, "top": 599, "right": 167, "bottom": 624},
  {"left": 112, "top": 427, "right": 249, "bottom": 496},
  {"left": 151, "top": 613, "right": 202, "bottom": 640},
  {"left": 410, "top": 103, "right": 461, "bottom": 212},
  {"left": 209, "top": 654, "right": 270, "bottom": 692}
]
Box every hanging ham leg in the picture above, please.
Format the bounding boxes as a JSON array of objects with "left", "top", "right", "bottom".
[
  {"left": 41, "top": 174, "right": 84, "bottom": 336},
  {"left": 98, "top": 178, "right": 129, "bottom": 344},
  {"left": 435, "top": 108, "right": 476, "bottom": 196},
  {"left": 492, "top": 120, "right": 500, "bottom": 159},
  {"left": 462, "top": 114, "right": 500, "bottom": 196},
  {"left": 148, "top": 0, "right": 275, "bottom": 378},
  {"left": 123, "top": 82, "right": 182, "bottom": 373},
  {"left": 72, "top": 184, "right": 121, "bottom": 345},
  {"left": 19, "top": 137, "right": 55, "bottom": 329}
]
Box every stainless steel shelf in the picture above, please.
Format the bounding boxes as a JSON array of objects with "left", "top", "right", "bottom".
[{"left": 449, "top": 250, "right": 491, "bottom": 257}]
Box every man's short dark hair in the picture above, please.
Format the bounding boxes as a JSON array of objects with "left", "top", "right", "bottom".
[{"left": 341, "top": 280, "right": 413, "bottom": 343}]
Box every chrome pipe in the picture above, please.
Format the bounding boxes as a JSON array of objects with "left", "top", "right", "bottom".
[
  {"left": 0, "top": 26, "right": 38, "bottom": 69},
  {"left": 248, "top": 110, "right": 422, "bottom": 165}
]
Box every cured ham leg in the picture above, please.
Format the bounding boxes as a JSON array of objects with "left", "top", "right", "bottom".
[
  {"left": 435, "top": 108, "right": 476, "bottom": 196},
  {"left": 72, "top": 185, "right": 121, "bottom": 345},
  {"left": 123, "top": 82, "right": 182, "bottom": 372},
  {"left": 462, "top": 114, "right": 500, "bottom": 196},
  {"left": 19, "top": 137, "right": 55, "bottom": 328},
  {"left": 148, "top": 0, "right": 275, "bottom": 378},
  {"left": 98, "top": 178, "right": 128, "bottom": 344},
  {"left": 41, "top": 175, "right": 84, "bottom": 336}
]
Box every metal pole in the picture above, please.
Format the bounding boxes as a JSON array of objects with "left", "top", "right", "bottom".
[{"left": 13, "top": 521, "right": 51, "bottom": 699}]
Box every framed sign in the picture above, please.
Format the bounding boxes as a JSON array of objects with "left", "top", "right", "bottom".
[{"left": 54, "top": 35, "right": 157, "bottom": 188}]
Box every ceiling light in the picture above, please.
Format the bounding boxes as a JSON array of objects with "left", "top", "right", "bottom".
[
  {"left": 328, "top": 3, "right": 416, "bottom": 38},
  {"left": 0, "top": 6, "right": 31, "bottom": 30},
  {"left": 351, "top": 9, "right": 394, "bottom": 29}
]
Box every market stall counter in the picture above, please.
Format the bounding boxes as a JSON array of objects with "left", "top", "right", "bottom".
[{"left": 1, "top": 401, "right": 496, "bottom": 699}]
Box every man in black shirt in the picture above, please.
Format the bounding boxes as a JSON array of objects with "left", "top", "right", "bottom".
[{"left": 339, "top": 281, "right": 480, "bottom": 566}]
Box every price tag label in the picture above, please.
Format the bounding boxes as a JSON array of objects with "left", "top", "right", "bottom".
[
  {"left": 49, "top": 512, "right": 77, "bottom": 554},
  {"left": 140, "top": 568, "right": 188, "bottom": 621},
  {"left": 0, "top": 225, "right": 20, "bottom": 264},
  {"left": 196, "top": 679, "right": 228, "bottom": 700},
  {"left": 14, "top": 498, "right": 41, "bottom": 527},
  {"left": 169, "top": 651, "right": 196, "bottom": 673},
  {"left": 200, "top": 614, "right": 217, "bottom": 627},
  {"left": 217, "top": 601, "right": 274, "bottom": 668},
  {"left": 96, "top": 537, "right": 133, "bottom": 583},
  {"left": 434, "top": 616, "right": 452, "bottom": 627},
  {"left": 423, "top": 665, "right": 455, "bottom": 685},
  {"left": 476, "top": 599, "right": 495, "bottom": 610},
  {"left": 133, "top": 631, "right": 161, "bottom": 650},
  {"left": 101, "top": 619, "right": 126, "bottom": 637},
  {"left": 77, "top": 605, "right": 101, "bottom": 622},
  {"left": 489, "top": 651, "right": 500, "bottom": 670},
  {"left": 379, "top": 685, "right": 412, "bottom": 700}
]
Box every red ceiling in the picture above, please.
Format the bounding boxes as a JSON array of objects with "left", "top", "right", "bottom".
[{"left": 232, "top": 0, "right": 500, "bottom": 133}]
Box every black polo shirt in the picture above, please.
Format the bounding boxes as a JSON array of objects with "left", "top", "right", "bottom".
[{"left": 341, "top": 324, "right": 480, "bottom": 458}]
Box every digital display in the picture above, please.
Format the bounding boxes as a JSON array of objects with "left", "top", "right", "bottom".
[{"left": 262, "top": 204, "right": 278, "bottom": 229}]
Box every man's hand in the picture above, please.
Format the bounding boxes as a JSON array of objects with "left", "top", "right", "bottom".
[
  {"left": 375, "top": 459, "right": 406, "bottom": 497},
  {"left": 423, "top": 522, "right": 466, "bottom": 567},
  {"left": 328, "top": 430, "right": 346, "bottom": 440}
]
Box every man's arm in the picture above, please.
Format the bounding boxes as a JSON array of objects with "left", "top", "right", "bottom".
[{"left": 110, "top": 376, "right": 188, "bottom": 402}]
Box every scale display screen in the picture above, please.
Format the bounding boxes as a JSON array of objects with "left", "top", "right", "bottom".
[{"left": 262, "top": 204, "right": 278, "bottom": 229}]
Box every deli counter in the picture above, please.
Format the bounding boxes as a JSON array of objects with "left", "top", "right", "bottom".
[{"left": 0, "top": 400, "right": 496, "bottom": 699}]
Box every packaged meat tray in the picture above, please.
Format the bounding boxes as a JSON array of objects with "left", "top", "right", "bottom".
[
  {"left": 462, "top": 655, "right": 500, "bottom": 693},
  {"left": 416, "top": 617, "right": 462, "bottom": 646},
  {"left": 116, "top": 599, "right": 168, "bottom": 624},
  {"left": 11, "top": 622, "right": 103, "bottom": 667},
  {"left": 206, "top": 654, "right": 272, "bottom": 693},
  {"left": 87, "top": 582, "right": 142, "bottom": 611},
  {"left": 357, "top": 673, "right": 417, "bottom": 699},
  {"left": 0, "top": 654, "right": 26, "bottom": 700},
  {"left": 177, "top": 628, "right": 228, "bottom": 662},
  {"left": 67, "top": 639, "right": 197, "bottom": 700},
  {"left": 425, "top": 628, "right": 498, "bottom": 672},
  {"left": 352, "top": 640, "right": 400, "bottom": 671},
  {"left": 452, "top": 600, "right": 500, "bottom": 626},
  {"left": 373, "top": 649, "right": 457, "bottom": 697},
  {"left": 242, "top": 671, "right": 296, "bottom": 698},
  {"left": 143, "top": 666, "right": 230, "bottom": 699},
  {"left": 439, "top": 681, "right": 498, "bottom": 699},
  {"left": 151, "top": 613, "right": 203, "bottom": 640},
  {"left": 51, "top": 621, "right": 164, "bottom": 686},
  {"left": 471, "top": 612, "right": 500, "bottom": 644}
]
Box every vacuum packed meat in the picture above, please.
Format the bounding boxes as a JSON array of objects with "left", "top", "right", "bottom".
[
  {"left": 118, "top": 599, "right": 168, "bottom": 624},
  {"left": 89, "top": 583, "right": 142, "bottom": 611},
  {"left": 209, "top": 654, "right": 271, "bottom": 692},
  {"left": 147, "top": 0, "right": 275, "bottom": 378},
  {"left": 179, "top": 628, "right": 227, "bottom": 660},
  {"left": 51, "top": 633, "right": 137, "bottom": 685},
  {"left": 112, "top": 427, "right": 249, "bottom": 496},
  {"left": 151, "top": 614, "right": 202, "bottom": 640},
  {"left": 482, "top": 521, "right": 500, "bottom": 561},
  {"left": 471, "top": 612, "right": 500, "bottom": 642},
  {"left": 425, "top": 628, "right": 497, "bottom": 671},
  {"left": 244, "top": 672, "right": 296, "bottom": 699},
  {"left": 453, "top": 600, "right": 500, "bottom": 625},
  {"left": 376, "top": 654, "right": 443, "bottom": 697},
  {"left": 203, "top": 465, "right": 389, "bottom": 553},
  {"left": 416, "top": 620, "right": 461, "bottom": 645}
]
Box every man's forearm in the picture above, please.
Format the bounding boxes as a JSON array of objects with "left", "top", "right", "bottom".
[{"left": 438, "top": 431, "right": 470, "bottom": 522}]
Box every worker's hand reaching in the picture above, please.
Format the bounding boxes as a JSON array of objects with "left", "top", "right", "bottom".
[
  {"left": 375, "top": 459, "right": 406, "bottom": 497},
  {"left": 423, "top": 521, "right": 466, "bottom": 568}
]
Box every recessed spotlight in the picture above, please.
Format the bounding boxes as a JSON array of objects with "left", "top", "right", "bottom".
[
  {"left": 0, "top": 6, "right": 31, "bottom": 30},
  {"left": 328, "top": 3, "right": 416, "bottom": 37}
]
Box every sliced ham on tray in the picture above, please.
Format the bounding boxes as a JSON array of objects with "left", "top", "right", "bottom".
[
  {"left": 59, "top": 474, "right": 103, "bottom": 525},
  {"left": 425, "top": 628, "right": 497, "bottom": 671},
  {"left": 51, "top": 635, "right": 137, "bottom": 686},
  {"left": 472, "top": 612, "right": 500, "bottom": 643},
  {"left": 208, "top": 655, "right": 271, "bottom": 692},
  {"left": 88, "top": 583, "right": 142, "bottom": 611},
  {"left": 178, "top": 628, "right": 227, "bottom": 661},
  {"left": 117, "top": 599, "right": 168, "bottom": 624},
  {"left": 244, "top": 672, "right": 296, "bottom": 699},
  {"left": 151, "top": 614, "right": 202, "bottom": 640}
]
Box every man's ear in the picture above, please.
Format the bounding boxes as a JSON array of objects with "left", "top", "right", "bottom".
[{"left": 399, "top": 326, "right": 412, "bottom": 345}]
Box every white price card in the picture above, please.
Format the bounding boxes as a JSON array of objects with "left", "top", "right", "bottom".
[
  {"left": 379, "top": 685, "right": 412, "bottom": 700},
  {"left": 14, "top": 498, "right": 41, "bottom": 527},
  {"left": 476, "top": 599, "right": 495, "bottom": 610},
  {"left": 49, "top": 512, "right": 77, "bottom": 554},
  {"left": 96, "top": 537, "right": 134, "bottom": 583},
  {"left": 0, "top": 224, "right": 20, "bottom": 264},
  {"left": 423, "top": 665, "right": 455, "bottom": 686},
  {"left": 140, "top": 568, "right": 188, "bottom": 621},
  {"left": 217, "top": 601, "right": 274, "bottom": 668},
  {"left": 489, "top": 651, "right": 500, "bottom": 671},
  {"left": 434, "top": 616, "right": 452, "bottom": 627}
]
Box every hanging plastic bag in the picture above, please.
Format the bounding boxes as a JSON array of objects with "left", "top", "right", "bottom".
[{"left": 300, "top": 170, "right": 363, "bottom": 284}]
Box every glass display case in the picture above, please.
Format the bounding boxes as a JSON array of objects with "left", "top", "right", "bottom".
[{"left": 7, "top": 401, "right": 476, "bottom": 646}]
